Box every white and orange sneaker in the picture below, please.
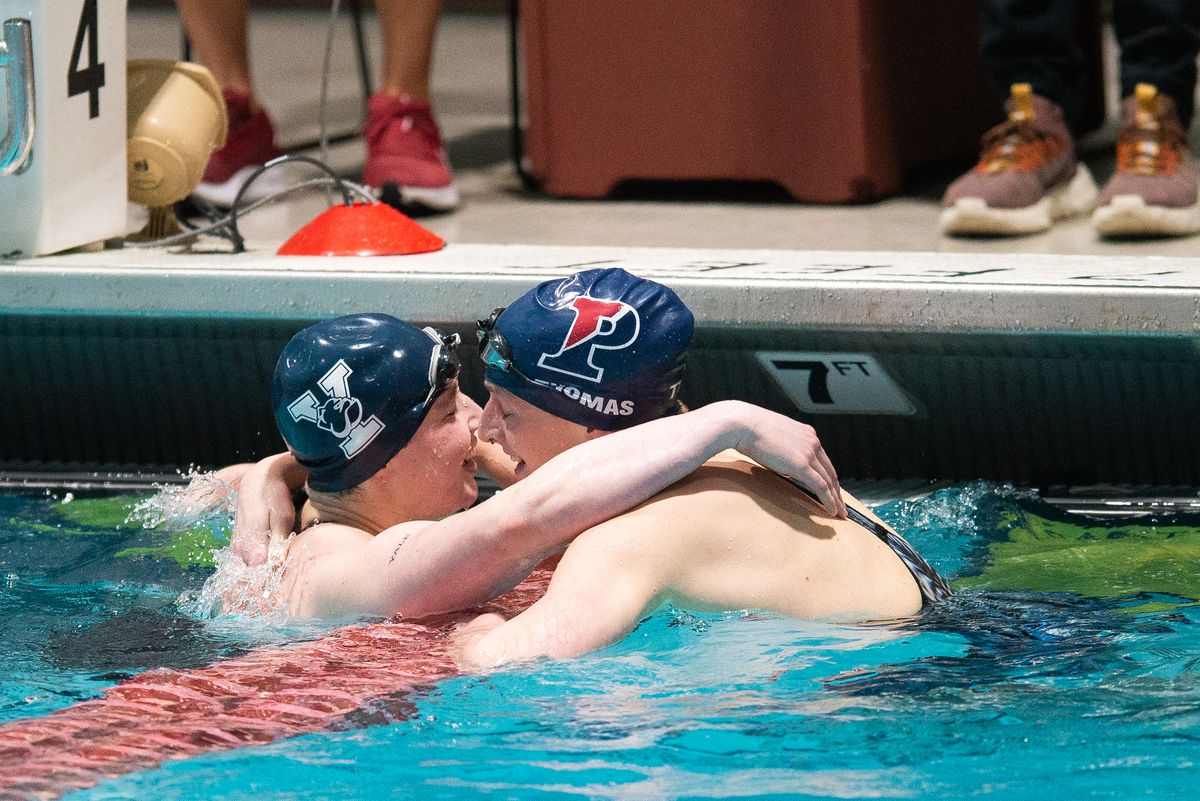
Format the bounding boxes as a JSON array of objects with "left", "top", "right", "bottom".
[
  {"left": 1093, "top": 84, "right": 1200, "bottom": 238},
  {"left": 941, "top": 83, "right": 1097, "bottom": 236}
]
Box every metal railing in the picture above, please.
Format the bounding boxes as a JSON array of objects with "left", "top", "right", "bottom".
[{"left": 0, "top": 18, "right": 35, "bottom": 177}]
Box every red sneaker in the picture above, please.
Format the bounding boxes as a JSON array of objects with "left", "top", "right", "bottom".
[
  {"left": 363, "top": 94, "right": 459, "bottom": 214},
  {"left": 195, "top": 90, "right": 282, "bottom": 207}
]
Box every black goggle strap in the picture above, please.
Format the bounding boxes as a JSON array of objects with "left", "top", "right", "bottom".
[
  {"left": 421, "top": 327, "right": 462, "bottom": 407},
  {"left": 475, "top": 306, "right": 506, "bottom": 353}
]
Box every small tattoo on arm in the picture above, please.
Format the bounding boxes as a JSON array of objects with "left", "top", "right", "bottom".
[{"left": 387, "top": 532, "right": 412, "bottom": 564}]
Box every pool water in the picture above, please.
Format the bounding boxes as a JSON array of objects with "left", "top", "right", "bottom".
[{"left": 1, "top": 480, "right": 1198, "bottom": 799}]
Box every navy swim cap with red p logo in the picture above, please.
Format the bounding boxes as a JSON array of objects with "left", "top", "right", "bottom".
[{"left": 485, "top": 268, "right": 693, "bottom": 429}]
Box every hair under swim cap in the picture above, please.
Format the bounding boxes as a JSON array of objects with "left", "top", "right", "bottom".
[
  {"left": 272, "top": 313, "right": 459, "bottom": 492},
  {"left": 481, "top": 268, "right": 693, "bottom": 430}
]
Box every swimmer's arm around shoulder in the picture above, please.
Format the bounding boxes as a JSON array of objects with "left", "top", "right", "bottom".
[
  {"left": 395, "top": 400, "right": 831, "bottom": 617},
  {"left": 230, "top": 443, "right": 519, "bottom": 566},
  {"left": 296, "top": 521, "right": 432, "bottom": 618},
  {"left": 210, "top": 462, "right": 254, "bottom": 490}
]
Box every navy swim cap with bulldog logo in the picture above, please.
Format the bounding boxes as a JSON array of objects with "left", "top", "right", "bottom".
[
  {"left": 272, "top": 313, "right": 460, "bottom": 491},
  {"left": 478, "top": 268, "right": 693, "bottom": 430}
]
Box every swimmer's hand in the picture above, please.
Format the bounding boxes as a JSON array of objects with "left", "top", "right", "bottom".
[
  {"left": 720, "top": 400, "right": 846, "bottom": 519},
  {"left": 449, "top": 612, "right": 507, "bottom": 671},
  {"left": 231, "top": 452, "right": 307, "bottom": 565},
  {"left": 208, "top": 463, "right": 254, "bottom": 491},
  {"left": 471, "top": 439, "right": 520, "bottom": 488}
]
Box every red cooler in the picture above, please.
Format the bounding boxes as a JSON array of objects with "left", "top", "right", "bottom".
[{"left": 520, "top": 1, "right": 1102, "bottom": 203}]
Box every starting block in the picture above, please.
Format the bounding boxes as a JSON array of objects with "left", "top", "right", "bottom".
[{"left": 0, "top": 0, "right": 126, "bottom": 258}]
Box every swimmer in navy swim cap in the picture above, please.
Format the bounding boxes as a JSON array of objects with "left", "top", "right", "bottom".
[
  {"left": 475, "top": 268, "right": 694, "bottom": 479},
  {"left": 454, "top": 269, "right": 949, "bottom": 666},
  {"left": 223, "top": 310, "right": 847, "bottom": 620}
]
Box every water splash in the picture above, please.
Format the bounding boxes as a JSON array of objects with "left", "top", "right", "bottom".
[
  {"left": 117, "top": 469, "right": 291, "bottom": 618},
  {"left": 102, "top": 469, "right": 242, "bottom": 569},
  {"left": 178, "top": 537, "right": 291, "bottom": 620},
  {"left": 128, "top": 468, "right": 238, "bottom": 532},
  {"left": 871, "top": 481, "right": 1035, "bottom": 578},
  {"left": 874, "top": 481, "right": 1033, "bottom": 540}
]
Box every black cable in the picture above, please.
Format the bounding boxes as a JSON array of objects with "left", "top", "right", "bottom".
[
  {"left": 127, "top": 158, "right": 371, "bottom": 251},
  {"left": 348, "top": 0, "right": 373, "bottom": 105},
  {"left": 227, "top": 155, "right": 357, "bottom": 252}
]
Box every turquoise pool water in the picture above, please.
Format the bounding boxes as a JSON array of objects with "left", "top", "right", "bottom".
[{"left": 1, "top": 481, "right": 1198, "bottom": 799}]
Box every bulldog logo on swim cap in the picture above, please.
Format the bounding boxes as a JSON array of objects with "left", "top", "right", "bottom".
[
  {"left": 286, "top": 359, "right": 385, "bottom": 459},
  {"left": 272, "top": 313, "right": 457, "bottom": 492},
  {"left": 484, "top": 268, "right": 693, "bottom": 430}
]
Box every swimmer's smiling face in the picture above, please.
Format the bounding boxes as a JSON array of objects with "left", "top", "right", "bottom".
[
  {"left": 383, "top": 381, "right": 482, "bottom": 515},
  {"left": 479, "top": 383, "right": 596, "bottom": 480}
]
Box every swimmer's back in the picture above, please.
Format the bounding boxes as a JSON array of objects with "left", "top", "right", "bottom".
[{"left": 565, "top": 453, "right": 923, "bottom": 621}]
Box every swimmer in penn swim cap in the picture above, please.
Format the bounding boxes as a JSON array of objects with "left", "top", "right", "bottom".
[
  {"left": 227, "top": 311, "right": 845, "bottom": 620},
  {"left": 455, "top": 268, "right": 950, "bottom": 665}
]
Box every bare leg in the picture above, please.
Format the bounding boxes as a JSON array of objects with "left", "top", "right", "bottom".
[
  {"left": 178, "top": 0, "right": 281, "bottom": 205},
  {"left": 374, "top": 0, "right": 444, "bottom": 99},
  {"left": 363, "top": 0, "right": 457, "bottom": 211},
  {"left": 175, "top": 0, "right": 255, "bottom": 100}
]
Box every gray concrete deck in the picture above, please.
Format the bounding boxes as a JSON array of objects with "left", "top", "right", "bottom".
[{"left": 121, "top": 8, "right": 1200, "bottom": 258}]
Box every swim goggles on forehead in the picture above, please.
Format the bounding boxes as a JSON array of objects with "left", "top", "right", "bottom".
[
  {"left": 420, "top": 326, "right": 462, "bottom": 407},
  {"left": 475, "top": 307, "right": 538, "bottom": 385}
]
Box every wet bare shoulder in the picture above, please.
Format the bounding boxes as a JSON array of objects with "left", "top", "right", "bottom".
[
  {"left": 660, "top": 457, "right": 818, "bottom": 502},
  {"left": 283, "top": 523, "right": 373, "bottom": 565}
]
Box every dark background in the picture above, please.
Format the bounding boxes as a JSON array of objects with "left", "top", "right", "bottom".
[{"left": 129, "top": 1, "right": 508, "bottom": 13}]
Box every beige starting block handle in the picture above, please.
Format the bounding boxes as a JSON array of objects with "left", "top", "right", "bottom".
[{"left": 0, "top": 18, "right": 35, "bottom": 177}]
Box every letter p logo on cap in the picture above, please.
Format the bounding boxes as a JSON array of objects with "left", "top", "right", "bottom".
[{"left": 537, "top": 296, "right": 640, "bottom": 383}]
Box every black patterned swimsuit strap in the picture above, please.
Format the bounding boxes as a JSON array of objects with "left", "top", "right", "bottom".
[
  {"left": 785, "top": 478, "right": 952, "bottom": 605},
  {"left": 844, "top": 506, "right": 953, "bottom": 604}
]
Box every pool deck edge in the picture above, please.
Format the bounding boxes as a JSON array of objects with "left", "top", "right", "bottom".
[{"left": 2, "top": 243, "right": 1198, "bottom": 335}]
